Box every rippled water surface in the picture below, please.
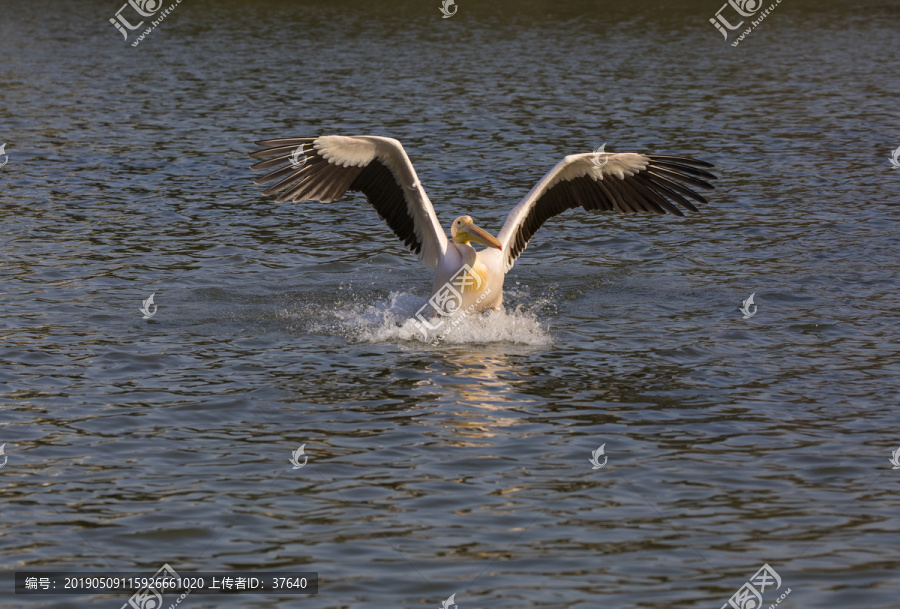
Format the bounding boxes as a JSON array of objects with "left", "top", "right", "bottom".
[{"left": 2, "top": 0, "right": 900, "bottom": 607}]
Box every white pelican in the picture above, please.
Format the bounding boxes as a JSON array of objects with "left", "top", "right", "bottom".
[{"left": 249, "top": 136, "right": 715, "bottom": 314}]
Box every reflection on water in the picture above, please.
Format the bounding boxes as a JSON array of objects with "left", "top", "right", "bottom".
[
  {"left": 2, "top": 0, "right": 900, "bottom": 608},
  {"left": 435, "top": 351, "right": 529, "bottom": 434}
]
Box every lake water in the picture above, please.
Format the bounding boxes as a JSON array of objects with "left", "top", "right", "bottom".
[{"left": 2, "top": 0, "right": 899, "bottom": 608}]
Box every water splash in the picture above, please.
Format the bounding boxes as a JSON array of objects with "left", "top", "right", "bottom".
[{"left": 280, "top": 289, "right": 552, "bottom": 347}]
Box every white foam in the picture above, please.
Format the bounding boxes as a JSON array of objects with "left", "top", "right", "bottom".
[{"left": 280, "top": 288, "right": 553, "bottom": 347}]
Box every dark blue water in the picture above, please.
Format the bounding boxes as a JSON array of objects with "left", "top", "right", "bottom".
[{"left": 2, "top": 0, "right": 899, "bottom": 608}]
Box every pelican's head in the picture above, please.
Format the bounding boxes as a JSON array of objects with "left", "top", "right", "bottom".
[{"left": 451, "top": 215, "right": 502, "bottom": 250}]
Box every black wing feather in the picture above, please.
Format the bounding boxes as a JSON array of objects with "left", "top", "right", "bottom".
[{"left": 249, "top": 140, "right": 425, "bottom": 257}]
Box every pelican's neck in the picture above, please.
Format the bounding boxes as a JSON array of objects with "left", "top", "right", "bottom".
[{"left": 456, "top": 242, "right": 477, "bottom": 267}]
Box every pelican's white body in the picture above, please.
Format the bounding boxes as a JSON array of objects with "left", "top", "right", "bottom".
[{"left": 432, "top": 243, "right": 506, "bottom": 312}]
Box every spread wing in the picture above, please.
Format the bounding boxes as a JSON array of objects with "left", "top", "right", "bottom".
[
  {"left": 249, "top": 135, "right": 449, "bottom": 269},
  {"left": 497, "top": 152, "right": 716, "bottom": 272}
]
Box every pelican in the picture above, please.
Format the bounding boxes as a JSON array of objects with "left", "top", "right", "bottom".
[{"left": 248, "top": 136, "right": 716, "bottom": 315}]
